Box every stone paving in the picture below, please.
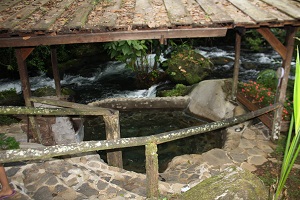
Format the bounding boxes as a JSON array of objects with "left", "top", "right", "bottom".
[{"left": 0, "top": 121, "right": 276, "bottom": 199}]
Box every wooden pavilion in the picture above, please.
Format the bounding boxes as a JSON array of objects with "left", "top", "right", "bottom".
[
  {"left": 1, "top": 1, "right": 300, "bottom": 197},
  {"left": 0, "top": 0, "right": 299, "bottom": 142}
]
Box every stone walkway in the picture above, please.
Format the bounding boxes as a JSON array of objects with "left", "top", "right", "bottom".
[{"left": 0, "top": 121, "right": 276, "bottom": 199}]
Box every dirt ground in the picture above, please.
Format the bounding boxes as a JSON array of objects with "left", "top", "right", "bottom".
[{"left": 253, "top": 137, "right": 300, "bottom": 200}]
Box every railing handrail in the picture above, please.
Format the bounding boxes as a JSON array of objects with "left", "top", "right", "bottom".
[
  {"left": 0, "top": 103, "right": 280, "bottom": 163},
  {"left": 0, "top": 101, "right": 281, "bottom": 198}
]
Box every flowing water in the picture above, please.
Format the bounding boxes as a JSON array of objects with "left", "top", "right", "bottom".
[{"left": 0, "top": 46, "right": 293, "bottom": 172}]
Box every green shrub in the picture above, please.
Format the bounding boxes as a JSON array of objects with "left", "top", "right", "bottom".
[
  {"left": 0, "top": 116, "right": 20, "bottom": 126},
  {"left": 158, "top": 84, "right": 191, "bottom": 97},
  {"left": 0, "top": 134, "right": 20, "bottom": 150}
]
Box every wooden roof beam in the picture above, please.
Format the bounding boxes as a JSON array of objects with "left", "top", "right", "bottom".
[
  {"left": 0, "top": 28, "right": 227, "bottom": 48},
  {"left": 257, "top": 27, "right": 287, "bottom": 59}
]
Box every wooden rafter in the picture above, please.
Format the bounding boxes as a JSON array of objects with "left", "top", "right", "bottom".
[{"left": 257, "top": 27, "right": 287, "bottom": 59}]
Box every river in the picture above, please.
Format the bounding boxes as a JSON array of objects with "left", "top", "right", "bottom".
[{"left": 0, "top": 46, "right": 293, "bottom": 173}]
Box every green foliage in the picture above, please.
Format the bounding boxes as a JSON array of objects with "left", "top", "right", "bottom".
[
  {"left": 165, "top": 42, "right": 212, "bottom": 85},
  {"left": 32, "top": 86, "right": 56, "bottom": 97},
  {"left": 0, "top": 134, "right": 20, "bottom": 150},
  {"left": 0, "top": 88, "right": 23, "bottom": 106},
  {"left": 27, "top": 46, "right": 51, "bottom": 72},
  {"left": 273, "top": 136, "right": 287, "bottom": 157},
  {"left": 0, "top": 116, "right": 20, "bottom": 126},
  {"left": 239, "top": 81, "right": 292, "bottom": 120},
  {"left": 245, "top": 37, "right": 264, "bottom": 52},
  {"left": 274, "top": 46, "right": 300, "bottom": 199},
  {"left": 244, "top": 29, "right": 285, "bottom": 52},
  {"left": 158, "top": 84, "right": 191, "bottom": 97},
  {"left": 257, "top": 69, "right": 278, "bottom": 90},
  {"left": 0, "top": 47, "right": 17, "bottom": 71},
  {"left": 104, "top": 40, "right": 163, "bottom": 86},
  {"left": 104, "top": 40, "right": 149, "bottom": 72},
  {"left": 0, "top": 88, "right": 18, "bottom": 101}
]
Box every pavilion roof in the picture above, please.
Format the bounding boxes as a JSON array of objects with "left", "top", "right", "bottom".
[{"left": 0, "top": 0, "right": 299, "bottom": 47}]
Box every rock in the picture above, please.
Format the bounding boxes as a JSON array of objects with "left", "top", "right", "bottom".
[
  {"left": 242, "top": 129, "right": 257, "bottom": 140},
  {"left": 238, "top": 138, "right": 256, "bottom": 149},
  {"left": 242, "top": 62, "right": 257, "bottom": 70},
  {"left": 240, "top": 162, "right": 257, "bottom": 172},
  {"left": 248, "top": 155, "right": 268, "bottom": 166},
  {"left": 166, "top": 49, "right": 213, "bottom": 85},
  {"left": 234, "top": 105, "right": 247, "bottom": 116},
  {"left": 187, "top": 79, "right": 235, "bottom": 121},
  {"left": 201, "top": 148, "right": 233, "bottom": 168},
  {"left": 182, "top": 166, "right": 268, "bottom": 200},
  {"left": 210, "top": 56, "right": 234, "bottom": 66}
]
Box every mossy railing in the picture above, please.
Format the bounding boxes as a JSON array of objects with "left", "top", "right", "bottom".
[{"left": 0, "top": 101, "right": 280, "bottom": 198}]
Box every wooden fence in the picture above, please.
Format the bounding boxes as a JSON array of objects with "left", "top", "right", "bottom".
[{"left": 0, "top": 99, "right": 280, "bottom": 198}]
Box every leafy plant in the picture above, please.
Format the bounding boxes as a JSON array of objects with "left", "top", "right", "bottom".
[
  {"left": 27, "top": 46, "right": 51, "bottom": 72},
  {"left": 257, "top": 69, "right": 278, "bottom": 91},
  {"left": 274, "top": 46, "right": 300, "bottom": 199},
  {"left": 0, "top": 134, "right": 20, "bottom": 150},
  {"left": 104, "top": 40, "right": 149, "bottom": 72},
  {"left": 158, "top": 84, "right": 191, "bottom": 97},
  {"left": 240, "top": 81, "right": 292, "bottom": 121},
  {"left": 0, "top": 116, "right": 20, "bottom": 126},
  {"left": 104, "top": 40, "right": 163, "bottom": 86}
]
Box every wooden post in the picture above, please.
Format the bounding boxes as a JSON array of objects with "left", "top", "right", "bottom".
[
  {"left": 51, "top": 46, "right": 62, "bottom": 97},
  {"left": 231, "top": 28, "right": 243, "bottom": 101},
  {"left": 145, "top": 142, "right": 159, "bottom": 199},
  {"left": 103, "top": 111, "right": 123, "bottom": 168},
  {"left": 271, "top": 26, "right": 298, "bottom": 140},
  {"left": 15, "top": 48, "right": 42, "bottom": 143}
]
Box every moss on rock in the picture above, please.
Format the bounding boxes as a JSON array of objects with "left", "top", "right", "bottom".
[
  {"left": 183, "top": 166, "right": 268, "bottom": 200},
  {"left": 166, "top": 49, "right": 213, "bottom": 85},
  {"left": 158, "top": 84, "right": 193, "bottom": 97}
]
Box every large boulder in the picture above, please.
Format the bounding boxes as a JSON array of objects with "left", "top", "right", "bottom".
[
  {"left": 187, "top": 79, "right": 235, "bottom": 121},
  {"left": 166, "top": 49, "right": 213, "bottom": 85},
  {"left": 183, "top": 166, "right": 268, "bottom": 200}
]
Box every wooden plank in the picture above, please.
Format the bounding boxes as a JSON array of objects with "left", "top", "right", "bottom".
[
  {"left": 237, "top": 93, "right": 272, "bottom": 130},
  {"left": 97, "top": 0, "right": 122, "bottom": 27},
  {"left": 252, "top": 0, "right": 294, "bottom": 22},
  {"left": 163, "top": 0, "right": 193, "bottom": 25},
  {"left": 211, "top": 0, "right": 256, "bottom": 25},
  {"left": 0, "top": 0, "right": 22, "bottom": 13},
  {"left": 145, "top": 143, "right": 159, "bottom": 198},
  {"left": 0, "top": 28, "right": 227, "bottom": 47},
  {"left": 103, "top": 113, "right": 123, "bottom": 168},
  {"left": 185, "top": 0, "right": 212, "bottom": 27},
  {"left": 232, "top": 30, "right": 242, "bottom": 101},
  {"left": 67, "top": 0, "right": 94, "bottom": 29},
  {"left": 133, "top": 0, "right": 162, "bottom": 28},
  {"left": 228, "top": 0, "right": 277, "bottom": 22},
  {"left": 272, "top": 26, "right": 298, "bottom": 139},
  {"left": 260, "top": 0, "right": 300, "bottom": 19},
  {"left": 29, "top": 97, "right": 116, "bottom": 116},
  {"left": 32, "top": 0, "right": 76, "bottom": 31},
  {"left": 195, "top": 0, "right": 233, "bottom": 24},
  {"left": 0, "top": 0, "right": 50, "bottom": 30}
]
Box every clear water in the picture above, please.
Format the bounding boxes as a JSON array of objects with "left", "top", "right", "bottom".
[{"left": 84, "top": 110, "right": 222, "bottom": 173}]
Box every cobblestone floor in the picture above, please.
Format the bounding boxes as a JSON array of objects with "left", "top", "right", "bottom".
[{"left": 1, "top": 121, "right": 276, "bottom": 199}]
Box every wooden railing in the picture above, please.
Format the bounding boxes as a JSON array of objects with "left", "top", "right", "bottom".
[{"left": 0, "top": 101, "right": 280, "bottom": 198}]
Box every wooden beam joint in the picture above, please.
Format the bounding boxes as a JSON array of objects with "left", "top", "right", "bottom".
[{"left": 256, "top": 27, "right": 287, "bottom": 59}]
